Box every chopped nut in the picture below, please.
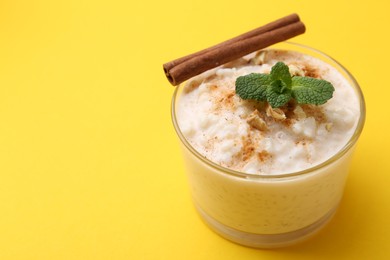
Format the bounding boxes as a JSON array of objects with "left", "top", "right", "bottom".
[
  {"left": 288, "top": 64, "right": 305, "bottom": 76},
  {"left": 325, "top": 123, "right": 333, "bottom": 131},
  {"left": 266, "top": 105, "right": 286, "bottom": 120},
  {"left": 247, "top": 110, "right": 267, "bottom": 131},
  {"left": 250, "top": 51, "right": 267, "bottom": 65},
  {"left": 293, "top": 105, "right": 306, "bottom": 119}
]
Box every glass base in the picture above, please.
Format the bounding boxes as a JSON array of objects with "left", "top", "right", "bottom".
[{"left": 195, "top": 203, "right": 338, "bottom": 248}]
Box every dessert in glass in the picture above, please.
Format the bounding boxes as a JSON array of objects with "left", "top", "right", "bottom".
[{"left": 171, "top": 42, "right": 365, "bottom": 248}]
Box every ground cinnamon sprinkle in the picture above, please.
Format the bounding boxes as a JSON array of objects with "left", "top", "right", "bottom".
[
  {"left": 222, "top": 91, "right": 236, "bottom": 106},
  {"left": 208, "top": 85, "right": 219, "bottom": 91},
  {"left": 241, "top": 135, "right": 256, "bottom": 161},
  {"left": 214, "top": 90, "right": 236, "bottom": 113},
  {"left": 258, "top": 150, "right": 272, "bottom": 162}
]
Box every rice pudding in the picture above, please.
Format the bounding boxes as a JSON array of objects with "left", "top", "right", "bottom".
[{"left": 172, "top": 43, "right": 365, "bottom": 248}]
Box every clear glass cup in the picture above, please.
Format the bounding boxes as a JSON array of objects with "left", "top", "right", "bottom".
[{"left": 171, "top": 42, "right": 366, "bottom": 248}]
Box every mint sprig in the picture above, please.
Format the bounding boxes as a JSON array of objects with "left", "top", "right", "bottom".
[{"left": 235, "top": 62, "right": 335, "bottom": 108}]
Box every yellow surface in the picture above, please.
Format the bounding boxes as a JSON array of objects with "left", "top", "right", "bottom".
[{"left": 0, "top": 0, "right": 388, "bottom": 259}]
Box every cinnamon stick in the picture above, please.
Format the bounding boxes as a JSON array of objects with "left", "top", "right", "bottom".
[
  {"left": 163, "top": 14, "right": 305, "bottom": 86},
  {"left": 164, "top": 14, "right": 300, "bottom": 73}
]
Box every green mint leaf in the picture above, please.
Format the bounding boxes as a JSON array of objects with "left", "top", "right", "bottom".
[
  {"left": 234, "top": 61, "right": 335, "bottom": 107},
  {"left": 270, "top": 61, "right": 292, "bottom": 87},
  {"left": 235, "top": 73, "right": 271, "bottom": 101},
  {"left": 291, "top": 76, "right": 335, "bottom": 105},
  {"left": 266, "top": 82, "right": 292, "bottom": 108}
]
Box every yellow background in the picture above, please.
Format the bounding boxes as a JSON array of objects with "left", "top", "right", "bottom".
[{"left": 0, "top": 0, "right": 388, "bottom": 259}]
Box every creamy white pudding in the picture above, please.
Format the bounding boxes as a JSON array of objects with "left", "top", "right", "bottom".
[{"left": 177, "top": 49, "right": 359, "bottom": 175}]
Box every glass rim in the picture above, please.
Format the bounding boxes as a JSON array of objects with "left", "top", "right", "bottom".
[{"left": 171, "top": 42, "right": 366, "bottom": 179}]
